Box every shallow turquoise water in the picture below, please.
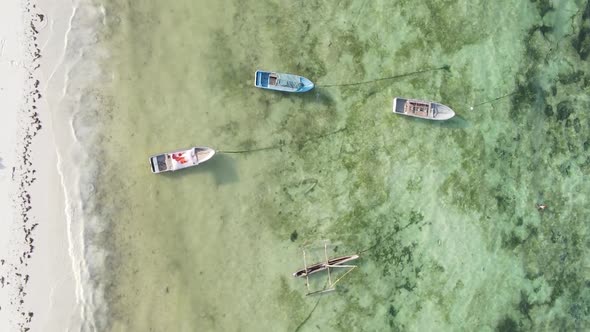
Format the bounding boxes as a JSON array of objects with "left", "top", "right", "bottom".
[{"left": 85, "top": 0, "right": 589, "bottom": 330}]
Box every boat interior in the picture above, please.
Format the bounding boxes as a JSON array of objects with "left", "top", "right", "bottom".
[
  {"left": 195, "top": 148, "right": 212, "bottom": 161},
  {"left": 156, "top": 154, "right": 167, "bottom": 172},
  {"left": 405, "top": 101, "right": 431, "bottom": 117}
]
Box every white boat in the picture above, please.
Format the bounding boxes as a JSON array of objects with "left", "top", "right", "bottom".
[
  {"left": 149, "top": 146, "right": 215, "bottom": 173},
  {"left": 393, "top": 97, "right": 455, "bottom": 120}
]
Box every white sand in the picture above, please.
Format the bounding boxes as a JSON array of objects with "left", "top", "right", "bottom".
[{"left": 0, "top": 0, "right": 81, "bottom": 330}]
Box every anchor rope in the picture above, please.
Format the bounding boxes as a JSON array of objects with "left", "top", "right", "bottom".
[
  {"left": 315, "top": 65, "right": 450, "bottom": 88},
  {"left": 218, "top": 127, "right": 347, "bottom": 154},
  {"left": 293, "top": 294, "right": 323, "bottom": 332},
  {"left": 470, "top": 91, "right": 517, "bottom": 109}
]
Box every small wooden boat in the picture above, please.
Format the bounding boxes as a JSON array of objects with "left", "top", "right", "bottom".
[
  {"left": 149, "top": 146, "right": 215, "bottom": 174},
  {"left": 254, "top": 70, "right": 314, "bottom": 93},
  {"left": 393, "top": 97, "right": 455, "bottom": 120}
]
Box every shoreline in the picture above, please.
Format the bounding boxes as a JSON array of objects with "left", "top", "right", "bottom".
[{"left": 0, "top": 0, "right": 81, "bottom": 330}]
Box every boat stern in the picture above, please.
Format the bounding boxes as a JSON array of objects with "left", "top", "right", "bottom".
[
  {"left": 254, "top": 70, "right": 270, "bottom": 88},
  {"left": 149, "top": 156, "right": 158, "bottom": 173},
  {"left": 392, "top": 97, "right": 406, "bottom": 114}
]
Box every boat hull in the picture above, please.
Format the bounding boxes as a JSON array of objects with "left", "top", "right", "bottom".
[
  {"left": 149, "top": 146, "right": 215, "bottom": 174},
  {"left": 254, "top": 70, "right": 314, "bottom": 93},
  {"left": 292, "top": 254, "right": 359, "bottom": 278},
  {"left": 393, "top": 97, "right": 455, "bottom": 120}
]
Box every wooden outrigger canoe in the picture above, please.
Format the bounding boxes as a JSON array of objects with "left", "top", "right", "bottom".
[
  {"left": 293, "top": 241, "right": 359, "bottom": 295},
  {"left": 292, "top": 254, "right": 359, "bottom": 278}
]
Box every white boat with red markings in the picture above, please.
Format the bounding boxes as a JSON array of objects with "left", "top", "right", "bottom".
[{"left": 149, "top": 146, "right": 215, "bottom": 174}]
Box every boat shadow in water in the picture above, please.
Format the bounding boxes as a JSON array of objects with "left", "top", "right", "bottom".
[
  {"left": 163, "top": 153, "right": 239, "bottom": 185},
  {"left": 432, "top": 114, "right": 470, "bottom": 129},
  {"left": 260, "top": 88, "right": 334, "bottom": 107},
  {"left": 400, "top": 114, "right": 470, "bottom": 129},
  {"left": 301, "top": 89, "right": 335, "bottom": 106}
]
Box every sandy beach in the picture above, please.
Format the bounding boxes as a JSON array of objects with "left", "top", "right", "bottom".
[{"left": 0, "top": 0, "right": 80, "bottom": 331}]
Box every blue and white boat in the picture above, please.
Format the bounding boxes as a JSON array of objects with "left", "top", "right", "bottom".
[{"left": 254, "top": 70, "right": 314, "bottom": 93}]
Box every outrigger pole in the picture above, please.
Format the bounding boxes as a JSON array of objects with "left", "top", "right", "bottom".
[{"left": 303, "top": 248, "right": 310, "bottom": 293}]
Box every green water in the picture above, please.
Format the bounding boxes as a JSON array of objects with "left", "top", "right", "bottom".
[{"left": 90, "top": 0, "right": 590, "bottom": 330}]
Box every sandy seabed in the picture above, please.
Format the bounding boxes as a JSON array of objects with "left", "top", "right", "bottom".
[{"left": 87, "top": 0, "right": 590, "bottom": 331}]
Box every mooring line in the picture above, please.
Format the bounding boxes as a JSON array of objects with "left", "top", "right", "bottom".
[
  {"left": 218, "top": 127, "right": 347, "bottom": 155},
  {"left": 470, "top": 91, "right": 517, "bottom": 110},
  {"left": 358, "top": 240, "right": 381, "bottom": 255},
  {"left": 293, "top": 294, "right": 322, "bottom": 332},
  {"left": 217, "top": 146, "right": 278, "bottom": 154},
  {"left": 316, "top": 65, "right": 450, "bottom": 88},
  {"left": 357, "top": 216, "right": 424, "bottom": 255}
]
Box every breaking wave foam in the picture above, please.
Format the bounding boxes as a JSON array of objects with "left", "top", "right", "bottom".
[{"left": 49, "top": 0, "right": 113, "bottom": 330}]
